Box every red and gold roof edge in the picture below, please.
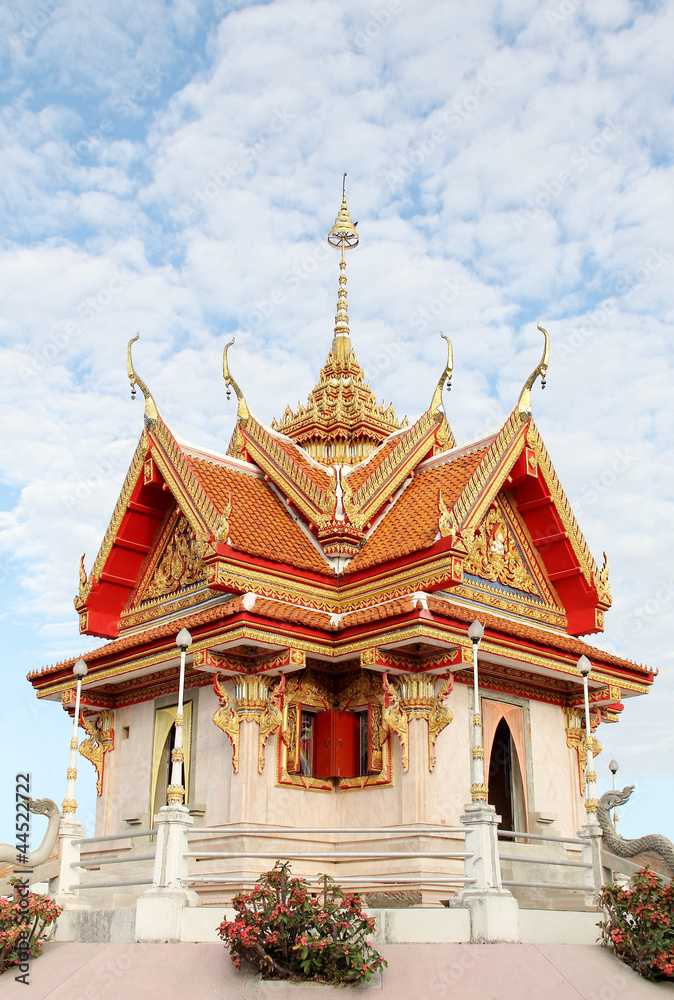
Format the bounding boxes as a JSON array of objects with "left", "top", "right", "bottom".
[{"left": 29, "top": 584, "right": 654, "bottom": 697}]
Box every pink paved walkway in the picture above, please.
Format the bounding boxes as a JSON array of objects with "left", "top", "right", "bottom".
[{"left": 1, "top": 944, "right": 673, "bottom": 998}]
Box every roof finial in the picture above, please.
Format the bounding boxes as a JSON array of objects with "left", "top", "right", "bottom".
[
  {"left": 517, "top": 322, "right": 550, "bottom": 422},
  {"left": 327, "top": 175, "right": 359, "bottom": 359},
  {"left": 430, "top": 332, "right": 453, "bottom": 415},
  {"left": 223, "top": 337, "right": 249, "bottom": 424},
  {"left": 127, "top": 333, "right": 158, "bottom": 423}
]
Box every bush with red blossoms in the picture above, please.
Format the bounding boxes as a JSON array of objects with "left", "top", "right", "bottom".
[
  {"left": 597, "top": 867, "right": 674, "bottom": 981},
  {"left": 0, "top": 876, "right": 62, "bottom": 975},
  {"left": 218, "top": 862, "right": 387, "bottom": 985}
]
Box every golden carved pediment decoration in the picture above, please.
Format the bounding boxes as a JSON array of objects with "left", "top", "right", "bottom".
[
  {"left": 382, "top": 673, "right": 409, "bottom": 772},
  {"left": 213, "top": 674, "right": 285, "bottom": 774},
  {"left": 78, "top": 710, "right": 115, "bottom": 796},
  {"left": 394, "top": 673, "right": 454, "bottom": 771},
  {"left": 257, "top": 676, "right": 285, "bottom": 773},
  {"left": 144, "top": 515, "right": 206, "bottom": 600},
  {"left": 464, "top": 507, "right": 538, "bottom": 595},
  {"left": 213, "top": 675, "right": 241, "bottom": 772}
]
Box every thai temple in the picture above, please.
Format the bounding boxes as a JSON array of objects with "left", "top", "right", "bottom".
[{"left": 21, "top": 186, "right": 659, "bottom": 942}]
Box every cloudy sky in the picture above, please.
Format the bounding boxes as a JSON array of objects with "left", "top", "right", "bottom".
[{"left": 1, "top": 0, "right": 672, "bottom": 842}]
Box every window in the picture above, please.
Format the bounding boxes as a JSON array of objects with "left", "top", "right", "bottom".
[{"left": 299, "top": 710, "right": 315, "bottom": 777}]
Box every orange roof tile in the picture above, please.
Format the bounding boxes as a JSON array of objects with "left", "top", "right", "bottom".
[
  {"left": 244, "top": 419, "right": 333, "bottom": 493},
  {"left": 188, "top": 457, "right": 329, "bottom": 575},
  {"left": 424, "top": 595, "right": 654, "bottom": 676},
  {"left": 345, "top": 434, "right": 405, "bottom": 494},
  {"left": 345, "top": 446, "right": 489, "bottom": 573}
]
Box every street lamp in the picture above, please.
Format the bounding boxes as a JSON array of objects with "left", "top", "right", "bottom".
[
  {"left": 468, "top": 620, "right": 487, "bottom": 803},
  {"left": 167, "top": 628, "right": 192, "bottom": 806},
  {"left": 62, "top": 658, "right": 88, "bottom": 816},
  {"left": 577, "top": 655, "right": 598, "bottom": 824},
  {"left": 609, "top": 759, "right": 620, "bottom": 836}
]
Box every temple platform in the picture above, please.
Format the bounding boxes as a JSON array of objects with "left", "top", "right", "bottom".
[{"left": 2, "top": 943, "right": 673, "bottom": 999}]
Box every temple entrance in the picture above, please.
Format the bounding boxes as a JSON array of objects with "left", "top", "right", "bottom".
[{"left": 484, "top": 702, "right": 528, "bottom": 831}]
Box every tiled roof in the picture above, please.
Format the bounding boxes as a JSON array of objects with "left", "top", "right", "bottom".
[
  {"left": 188, "top": 457, "right": 329, "bottom": 575},
  {"left": 28, "top": 587, "right": 652, "bottom": 685},
  {"left": 244, "top": 420, "right": 333, "bottom": 493},
  {"left": 344, "top": 446, "right": 489, "bottom": 573},
  {"left": 424, "top": 595, "right": 653, "bottom": 675},
  {"left": 345, "top": 434, "right": 405, "bottom": 494}
]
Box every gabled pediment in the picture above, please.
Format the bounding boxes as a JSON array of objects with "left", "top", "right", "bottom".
[
  {"left": 445, "top": 411, "right": 611, "bottom": 635},
  {"left": 74, "top": 417, "right": 222, "bottom": 639},
  {"left": 344, "top": 408, "right": 610, "bottom": 637}
]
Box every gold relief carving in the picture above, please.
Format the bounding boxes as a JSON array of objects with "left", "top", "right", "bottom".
[
  {"left": 66, "top": 767, "right": 77, "bottom": 780},
  {"left": 464, "top": 508, "right": 538, "bottom": 595},
  {"left": 78, "top": 554, "right": 87, "bottom": 600},
  {"left": 470, "top": 783, "right": 488, "bottom": 802},
  {"left": 215, "top": 490, "right": 232, "bottom": 543},
  {"left": 227, "top": 423, "right": 246, "bottom": 461},
  {"left": 171, "top": 747, "right": 185, "bottom": 763},
  {"left": 609, "top": 684, "right": 621, "bottom": 702},
  {"left": 213, "top": 673, "right": 285, "bottom": 774},
  {"left": 78, "top": 710, "right": 115, "bottom": 796},
  {"left": 257, "top": 676, "right": 285, "bottom": 773},
  {"left": 282, "top": 668, "right": 331, "bottom": 710},
  {"left": 61, "top": 798, "right": 78, "bottom": 814},
  {"left": 284, "top": 703, "right": 300, "bottom": 773},
  {"left": 368, "top": 702, "right": 385, "bottom": 773},
  {"left": 427, "top": 675, "right": 454, "bottom": 771},
  {"left": 213, "top": 675, "right": 241, "bottom": 772},
  {"left": 121, "top": 586, "right": 220, "bottom": 629},
  {"left": 594, "top": 553, "right": 612, "bottom": 609},
  {"left": 382, "top": 673, "right": 409, "bottom": 771},
  {"left": 336, "top": 668, "right": 385, "bottom": 709},
  {"left": 144, "top": 516, "right": 206, "bottom": 600},
  {"left": 565, "top": 708, "right": 602, "bottom": 794},
  {"left": 585, "top": 799, "right": 599, "bottom": 814},
  {"left": 450, "top": 582, "right": 565, "bottom": 627}
]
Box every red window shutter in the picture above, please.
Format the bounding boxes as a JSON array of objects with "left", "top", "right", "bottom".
[
  {"left": 314, "top": 710, "right": 359, "bottom": 779},
  {"left": 315, "top": 710, "right": 332, "bottom": 778}
]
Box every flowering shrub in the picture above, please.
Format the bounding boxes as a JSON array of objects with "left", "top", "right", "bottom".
[
  {"left": 0, "top": 876, "right": 62, "bottom": 976},
  {"left": 218, "top": 862, "right": 387, "bottom": 985},
  {"left": 598, "top": 868, "right": 674, "bottom": 981}
]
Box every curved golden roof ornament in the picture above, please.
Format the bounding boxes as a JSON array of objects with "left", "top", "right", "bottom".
[
  {"left": 327, "top": 174, "right": 359, "bottom": 359},
  {"left": 430, "top": 332, "right": 453, "bottom": 415},
  {"left": 223, "top": 337, "right": 249, "bottom": 423},
  {"left": 516, "top": 322, "right": 550, "bottom": 422},
  {"left": 127, "top": 333, "right": 158, "bottom": 422}
]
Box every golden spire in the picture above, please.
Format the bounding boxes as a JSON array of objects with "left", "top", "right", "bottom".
[
  {"left": 223, "top": 337, "right": 249, "bottom": 424},
  {"left": 127, "top": 333, "right": 158, "bottom": 423},
  {"left": 517, "top": 322, "right": 550, "bottom": 422},
  {"left": 430, "top": 332, "right": 453, "bottom": 416},
  {"left": 327, "top": 174, "right": 359, "bottom": 359}
]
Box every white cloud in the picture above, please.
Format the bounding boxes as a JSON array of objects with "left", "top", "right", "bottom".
[{"left": 1, "top": 0, "right": 673, "bottom": 838}]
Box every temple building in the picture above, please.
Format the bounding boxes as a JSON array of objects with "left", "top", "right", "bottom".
[{"left": 27, "top": 189, "right": 655, "bottom": 908}]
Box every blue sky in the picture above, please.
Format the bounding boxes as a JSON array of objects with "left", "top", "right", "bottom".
[{"left": 1, "top": 0, "right": 673, "bottom": 842}]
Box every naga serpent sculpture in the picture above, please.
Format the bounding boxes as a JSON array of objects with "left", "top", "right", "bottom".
[
  {"left": 0, "top": 798, "right": 61, "bottom": 868},
  {"left": 598, "top": 786, "right": 674, "bottom": 876}
]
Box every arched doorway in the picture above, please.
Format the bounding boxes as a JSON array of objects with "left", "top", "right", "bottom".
[{"left": 483, "top": 701, "right": 528, "bottom": 831}]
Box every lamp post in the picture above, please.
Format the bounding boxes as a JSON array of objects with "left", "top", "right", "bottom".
[
  {"left": 167, "top": 628, "right": 192, "bottom": 805},
  {"left": 577, "top": 655, "right": 598, "bottom": 824},
  {"left": 62, "top": 658, "right": 88, "bottom": 816},
  {"left": 468, "top": 620, "right": 487, "bottom": 803},
  {"left": 609, "top": 759, "right": 620, "bottom": 836}
]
